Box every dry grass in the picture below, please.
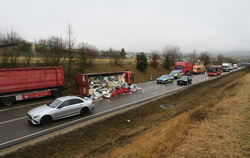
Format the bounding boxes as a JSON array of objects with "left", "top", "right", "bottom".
[
  {"left": 1, "top": 70, "right": 248, "bottom": 158},
  {"left": 102, "top": 73, "right": 250, "bottom": 158}
]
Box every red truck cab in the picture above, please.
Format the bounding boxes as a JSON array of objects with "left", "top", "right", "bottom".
[{"left": 175, "top": 62, "right": 193, "bottom": 75}]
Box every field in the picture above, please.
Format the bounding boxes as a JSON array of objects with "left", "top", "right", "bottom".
[{"left": 1, "top": 70, "right": 249, "bottom": 158}]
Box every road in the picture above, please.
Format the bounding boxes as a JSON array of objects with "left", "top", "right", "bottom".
[{"left": 0, "top": 69, "right": 242, "bottom": 149}]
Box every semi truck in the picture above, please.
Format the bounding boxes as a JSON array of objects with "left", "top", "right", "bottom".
[
  {"left": 175, "top": 62, "right": 193, "bottom": 75},
  {"left": 0, "top": 66, "right": 65, "bottom": 106},
  {"left": 75, "top": 71, "right": 134, "bottom": 96}
]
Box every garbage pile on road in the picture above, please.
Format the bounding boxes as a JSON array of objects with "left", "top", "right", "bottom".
[{"left": 87, "top": 73, "right": 142, "bottom": 100}]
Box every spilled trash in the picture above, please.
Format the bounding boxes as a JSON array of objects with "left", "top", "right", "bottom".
[{"left": 76, "top": 71, "right": 142, "bottom": 101}]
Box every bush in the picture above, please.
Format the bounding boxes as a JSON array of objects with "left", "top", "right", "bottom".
[
  {"left": 136, "top": 52, "right": 148, "bottom": 71},
  {"left": 150, "top": 53, "right": 159, "bottom": 68}
]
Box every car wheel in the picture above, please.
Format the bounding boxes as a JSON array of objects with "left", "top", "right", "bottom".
[
  {"left": 40, "top": 115, "right": 52, "bottom": 125},
  {"left": 80, "top": 107, "right": 90, "bottom": 115},
  {"left": 1, "top": 97, "right": 15, "bottom": 106}
]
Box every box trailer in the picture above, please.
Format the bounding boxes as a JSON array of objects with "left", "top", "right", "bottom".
[
  {"left": 76, "top": 71, "right": 134, "bottom": 96},
  {"left": 0, "top": 66, "right": 65, "bottom": 106}
]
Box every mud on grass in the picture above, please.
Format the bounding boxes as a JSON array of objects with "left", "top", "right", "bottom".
[{"left": 1, "top": 70, "right": 247, "bottom": 158}]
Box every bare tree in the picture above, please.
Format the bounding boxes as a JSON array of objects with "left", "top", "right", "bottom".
[
  {"left": 162, "top": 46, "right": 181, "bottom": 69},
  {"left": 36, "top": 36, "right": 66, "bottom": 66},
  {"left": 78, "top": 42, "right": 99, "bottom": 66},
  {"left": 0, "top": 31, "right": 22, "bottom": 67},
  {"left": 150, "top": 51, "right": 160, "bottom": 68},
  {"left": 66, "top": 24, "right": 75, "bottom": 75},
  {"left": 216, "top": 54, "right": 224, "bottom": 65},
  {"left": 187, "top": 49, "right": 197, "bottom": 63},
  {"left": 199, "top": 52, "right": 211, "bottom": 66},
  {"left": 36, "top": 39, "right": 51, "bottom": 65},
  {"left": 18, "top": 41, "right": 33, "bottom": 67}
]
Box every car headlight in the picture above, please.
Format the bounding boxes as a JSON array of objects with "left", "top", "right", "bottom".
[{"left": 33, "top": 115, "right": 40, "bottom": 119}]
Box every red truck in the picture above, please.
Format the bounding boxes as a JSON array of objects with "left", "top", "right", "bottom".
[
  {"left": 0, "top": 66, "right": 65, "bottom": 106},
  {"left": 175, "top": 62, "right": 194, "bottom": 75},
  {"left": 75, "top": 71, "right": 134, "bottom": 96}
]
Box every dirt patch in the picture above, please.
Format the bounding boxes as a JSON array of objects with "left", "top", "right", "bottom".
[{"left": 1, "top": 70, "right": 247, "bottom": 158}]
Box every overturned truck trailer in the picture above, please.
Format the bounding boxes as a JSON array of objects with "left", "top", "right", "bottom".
[
  {"left": 75, "top": 71, "right": 135, "bottom": 99},
  {"left": 0, "top": 66, "right": 65, "bottom": 106}
]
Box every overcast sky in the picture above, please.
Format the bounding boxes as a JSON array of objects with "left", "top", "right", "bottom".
[{"left": 1, "top": 0, "right": 250, "bottom": 53}]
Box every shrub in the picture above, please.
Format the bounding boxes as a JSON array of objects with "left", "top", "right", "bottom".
[{"left": 136, "top": 52, "right": 148, "bottom": 71}]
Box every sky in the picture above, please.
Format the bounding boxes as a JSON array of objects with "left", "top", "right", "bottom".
[{"left": 1, "top": 0, "right": 250, "bottom": 53}]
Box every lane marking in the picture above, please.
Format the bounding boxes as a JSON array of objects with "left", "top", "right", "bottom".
[
  {"left": 0, "top": 117, "right": 26, "bottom": 125},
  {"left": 0, "top": 100, "right": 52, "bottom": 112},
  {"left": 0, "top": 87, "right": 181, "bottom": 148}
]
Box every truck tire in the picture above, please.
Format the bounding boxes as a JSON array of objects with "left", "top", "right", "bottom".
[
  {"left": 80, "top": 107, "right": 90, "bottom": 115},
  {"left": 52, "top": 90, "right": 61, "bottom": 98},
  {"left": 40, "top": 115, "right": 52, "bottom": 125},
  {"left": 1, "top": 97, "right": 15, "bottom": 106}
]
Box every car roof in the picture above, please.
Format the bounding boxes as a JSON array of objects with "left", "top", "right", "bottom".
[{"left": 56, "top": 96, "right": 83, "bottom": 102}]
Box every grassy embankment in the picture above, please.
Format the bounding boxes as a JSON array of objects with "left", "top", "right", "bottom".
[
  {"left": 2, "top": 69, "right": 249, "bottom": 158},
  {"left": 69, "top": 63, "right": 169, "bottom": 84}
]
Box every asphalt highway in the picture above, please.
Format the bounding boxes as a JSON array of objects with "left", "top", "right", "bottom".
[{"left": 0, "top": 69, "right": 242, "bottom": 149}]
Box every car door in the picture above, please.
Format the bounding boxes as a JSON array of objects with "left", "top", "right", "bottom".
[
  {"left": 53, "top": 100, "right": 71, "bottom": 119},
  {"left": 68, "top": 99, "right": 84, "bottom": 115}
]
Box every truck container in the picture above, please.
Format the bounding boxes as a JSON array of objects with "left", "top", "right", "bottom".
[
  {"left": 175, "top": 62, "right": 193, "bottom": 75},
  {"left": 0, "top": 66, "right": 65, "bottom": 106},
  {"left": 207, "top": 65, "right": 222, "bottom": 76},
  {"left": 76, "top": 71, "right": 134, "bottom": 96}
]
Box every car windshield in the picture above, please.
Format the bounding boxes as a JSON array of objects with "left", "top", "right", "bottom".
[
  {"left": 170, "top": 70, "right": 178, "bottom": 74},
  {"left": 48, "top": 99, "right": 62, "bottom": 108},
  {"left": 207, "top": 67, "right": 217, "bottom": 73},
  {"left": 176, "top": 66, "right": 183, "bottom": 70},
  {"left": 180, "top": 76, "right": 188, "bottom": 80},
  {"left": 160, "top": 75, "right": 169, "bottom": 78}
]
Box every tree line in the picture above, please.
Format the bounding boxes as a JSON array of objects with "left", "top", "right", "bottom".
[{"left": 0, "top": 30, "right": 240, "bottom": 73}]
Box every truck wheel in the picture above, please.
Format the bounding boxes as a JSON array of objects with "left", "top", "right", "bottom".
[
  {"left": 52, "top": 90, "right": 61, "bottom": 98},
  {"left": 80, "top": 107, "right": 90, "bottom": 115},
  {"left": 1, "top": 97, "right": 15, "bottom": 106},
  {"left": 40, "top": 115, "right": 52, "bottom": 125}
]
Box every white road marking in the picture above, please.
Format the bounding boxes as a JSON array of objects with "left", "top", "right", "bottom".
[
  {"left": 0, "top": 117, "right": 26, "bottom": 125},
  {"left": 0, "top": 87, "right": 182, "bottom": 148},
  {"left": 0, "top": 100, "right": 52, "bottom": 112}
]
